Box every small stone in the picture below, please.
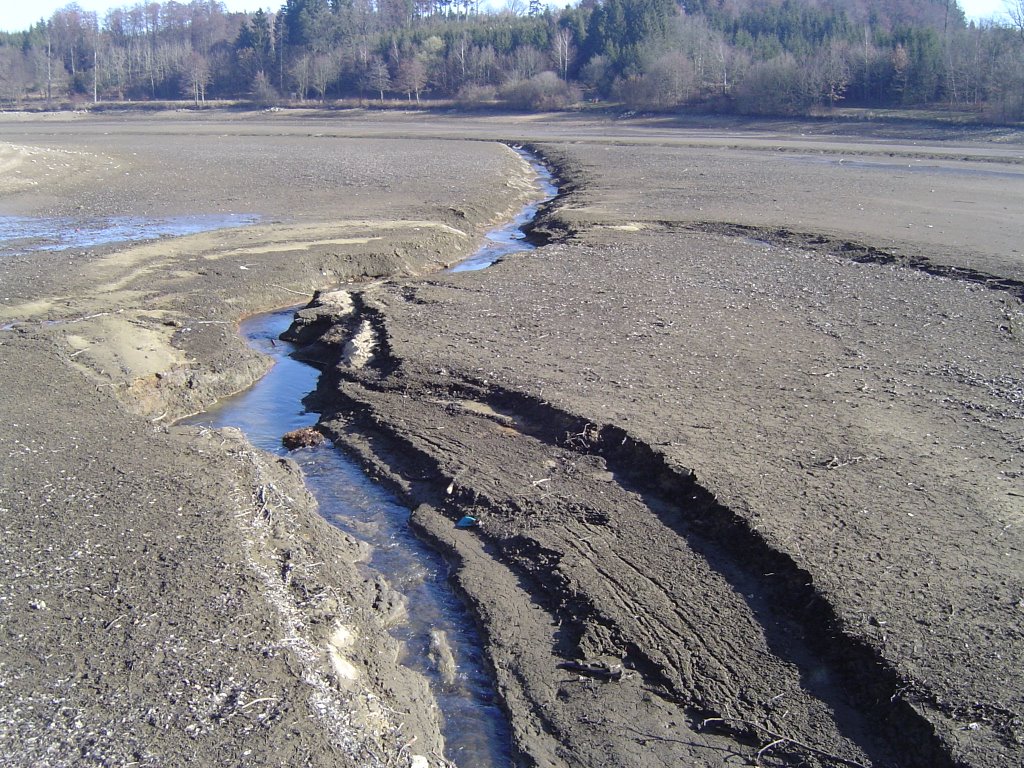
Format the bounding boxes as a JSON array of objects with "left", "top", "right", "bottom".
[
  {"left": 282, "top": 427, "right": 326, "bottom": 450},
  {"left": 29, "top": 600, "right": 46, "bottom": 610}
]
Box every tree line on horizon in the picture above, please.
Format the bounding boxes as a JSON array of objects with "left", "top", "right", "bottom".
[{"left": 1, "top": 0, "right": 1023, "bottom": 120}]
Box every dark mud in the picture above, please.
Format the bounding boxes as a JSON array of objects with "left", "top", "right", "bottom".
[
  {"left": 681, "top": 221, "right": 1024, "bottom": 302},
  {"left": 283, "top": 304, "right": 952, "bottom": 767},
  {"left": 281, "top": 134, "right": 1023, "bottom": 767}
]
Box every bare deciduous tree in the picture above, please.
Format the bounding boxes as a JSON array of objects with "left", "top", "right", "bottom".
[
  {"left": 811, "top": 38, "right": 852, "bottom": 107},
  {"left": 503, "top": 0, "right": 527, "bottom": 16},
  {"left": 614, "top": 50, "right": 696, "bottom": 109},
  {"left": 552, "top": 28, "right": 575, "bottom": 80},
  {"left": 366, "top": 56, "right": 391, "bottom": 101},
  {"left": 734, "top": 53, "right": 814, "bottom": 115},
  {"left": 1007, "top": 0, "right": 1024, "bottom": 40},
  {"left": 508, "top": 45, "right": 544, "bottom": 81},
  {"left": 290, "top": 53, "right": 312, "bottom": 101},
  {"left": 396, "top": 56, "right": 428, "bottom": 102},
  {"left": 251, "top": 70, "right": 278, "bottom": 106},
  {"left": 311, "top": 52, "right": 339, "bottom": 101},
  {"left": 0, "top": 48, "right": 31, "bottom": 105},
  {"left": 180, "top": 51, "right": 211, "bottom": 105}
]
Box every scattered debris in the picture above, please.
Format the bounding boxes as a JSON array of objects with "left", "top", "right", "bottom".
[
  {"left": 701, "top": 716, "right": 870, "bottom": 768},
  {"left": 557, "top": 659, "right": 623, "bottom": 681}
]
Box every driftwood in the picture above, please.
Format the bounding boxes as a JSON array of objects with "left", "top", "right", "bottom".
[
  {"left": 282, "top": 426, "right": 326, "bottom": 450},
  {"left": 557, "top": 659, "right": 623, "bottom": 681}
]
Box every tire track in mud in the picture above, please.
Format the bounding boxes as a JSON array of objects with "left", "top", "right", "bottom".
[
  {"left": 483, "top": 389, "right": 1020, "bottom": 760},
  {"left": 530, "top": 213, "right": 1024, "bottom": 302},
  {"left": 284, "top": 287, "right": 968, "bottom": 766}
]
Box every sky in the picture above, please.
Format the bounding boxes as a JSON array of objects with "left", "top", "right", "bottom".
[
  {"left": 0, "top": 0, "right": 257, "bottom": 33},
  {"left": 0, "top": 0, "right": 1014, "bottom": 34}
]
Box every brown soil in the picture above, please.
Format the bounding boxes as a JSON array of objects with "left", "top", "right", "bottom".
[
  {"left": 2, "top": 109, "right": 1022, "bottom": 768},
  {"left": 0, "top": 111, "right": 538, "bottom": 767}
]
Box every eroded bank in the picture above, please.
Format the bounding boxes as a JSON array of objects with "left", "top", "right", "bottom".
[{"left": 281, "top": 139, "right": 1024, "bottom": 768}]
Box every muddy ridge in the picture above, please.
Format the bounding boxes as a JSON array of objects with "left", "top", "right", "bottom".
[
  {"left": 681, "top": 222, "right": 1024, "bottom": 303},
  {"left": 273, "top": 134, "right": 1024, "bottom": 766},
  {"left": 281, "top": 289, "right": 962, "bottom": 767}
]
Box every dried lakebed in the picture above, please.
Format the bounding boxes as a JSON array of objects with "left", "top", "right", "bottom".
[
  {"left": 3, "top": 117, "right": 1020, "bottom": 768},
  {"left": 277, "top": 154, "right": 1023, "bottom": 766},
  {"left": 0, "top": 130, "right": 554, "bottom": 768}
]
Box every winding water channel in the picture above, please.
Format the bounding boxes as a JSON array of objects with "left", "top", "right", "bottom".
[{"left": 183, "top": 148, "right": 557, "bottom": 767}]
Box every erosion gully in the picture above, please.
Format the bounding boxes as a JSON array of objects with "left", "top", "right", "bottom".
[{"left": 183, "top": 147, "right": 557, "bottom": 768}]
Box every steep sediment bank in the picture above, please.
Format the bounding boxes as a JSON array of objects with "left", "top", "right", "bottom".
[
  {"left": 284, "top": 140, "right": 1023, "bottom": 767},
  {"left": 0, "top": 127, "right": 542, "bottom": 767}
]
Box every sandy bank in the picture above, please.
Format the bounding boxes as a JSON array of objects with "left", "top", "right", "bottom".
[{"left": 0, "top": 115, "right": 540, "bottom": 767}]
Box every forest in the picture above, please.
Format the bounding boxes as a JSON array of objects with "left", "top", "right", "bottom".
[{"left": 1, "top": 0, "right": 1023, "bottom": 120}]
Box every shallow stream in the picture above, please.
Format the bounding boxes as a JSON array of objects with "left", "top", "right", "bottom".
[
  {"left": 449, "top": 147, "right": 557, "bottom": 272},
  {"left": 183, "top": 310, "right": 513, "bottom": 765},
  {"left": 182, "top": 148, "right": 557, "bottom": 767}
]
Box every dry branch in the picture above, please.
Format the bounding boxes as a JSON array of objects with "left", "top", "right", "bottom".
[{"left": 700, "top": 716, "right": 869, "bottom": 768}]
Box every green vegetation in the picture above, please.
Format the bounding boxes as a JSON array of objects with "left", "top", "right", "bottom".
[{"left": 1, "top": 0, "right": 1022, "bottom": 120}]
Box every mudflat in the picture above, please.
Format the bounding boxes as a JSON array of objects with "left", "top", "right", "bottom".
[{"left": 1, "top": 110, "right": 1021, "bottom": 768}]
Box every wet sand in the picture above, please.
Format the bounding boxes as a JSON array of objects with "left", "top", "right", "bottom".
[{"left": 1, "top": 110, "right": 1022, "bottom": 767}]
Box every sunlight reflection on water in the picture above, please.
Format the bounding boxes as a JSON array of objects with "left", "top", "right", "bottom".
[
  {"left": 182, "top": 310, "right": 515, "bottom": 767},
  {"left": 0, "top": 213, "right": 259, "bottom": 256},
  {"left": 449, "top": 147, "right": 558, "bottom": 272}
]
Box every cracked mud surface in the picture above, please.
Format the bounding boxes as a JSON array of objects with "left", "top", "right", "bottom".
[{"left": 2, "top": 110, "right": 1022, "bottom": 767}]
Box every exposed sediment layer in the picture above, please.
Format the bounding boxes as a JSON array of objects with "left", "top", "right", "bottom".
[
  {"left": 283, "top": 139, "right": 1023, "bottom": 767},
  {"left": 0, "top": 124, "right": 543, "bottom": 768}
]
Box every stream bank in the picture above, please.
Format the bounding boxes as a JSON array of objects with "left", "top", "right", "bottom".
[
  {"left": 279, "top": 143, "right": 1024, "bottom": 767},
  {"left": 174, "top": 146, "right": 558, "bottom": 768},
  {"left": 183, "top": 311, "right": 515, "bottom": 768},
  {"left": 0, "top": 130, "right": 547, "bottom": 768}
]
